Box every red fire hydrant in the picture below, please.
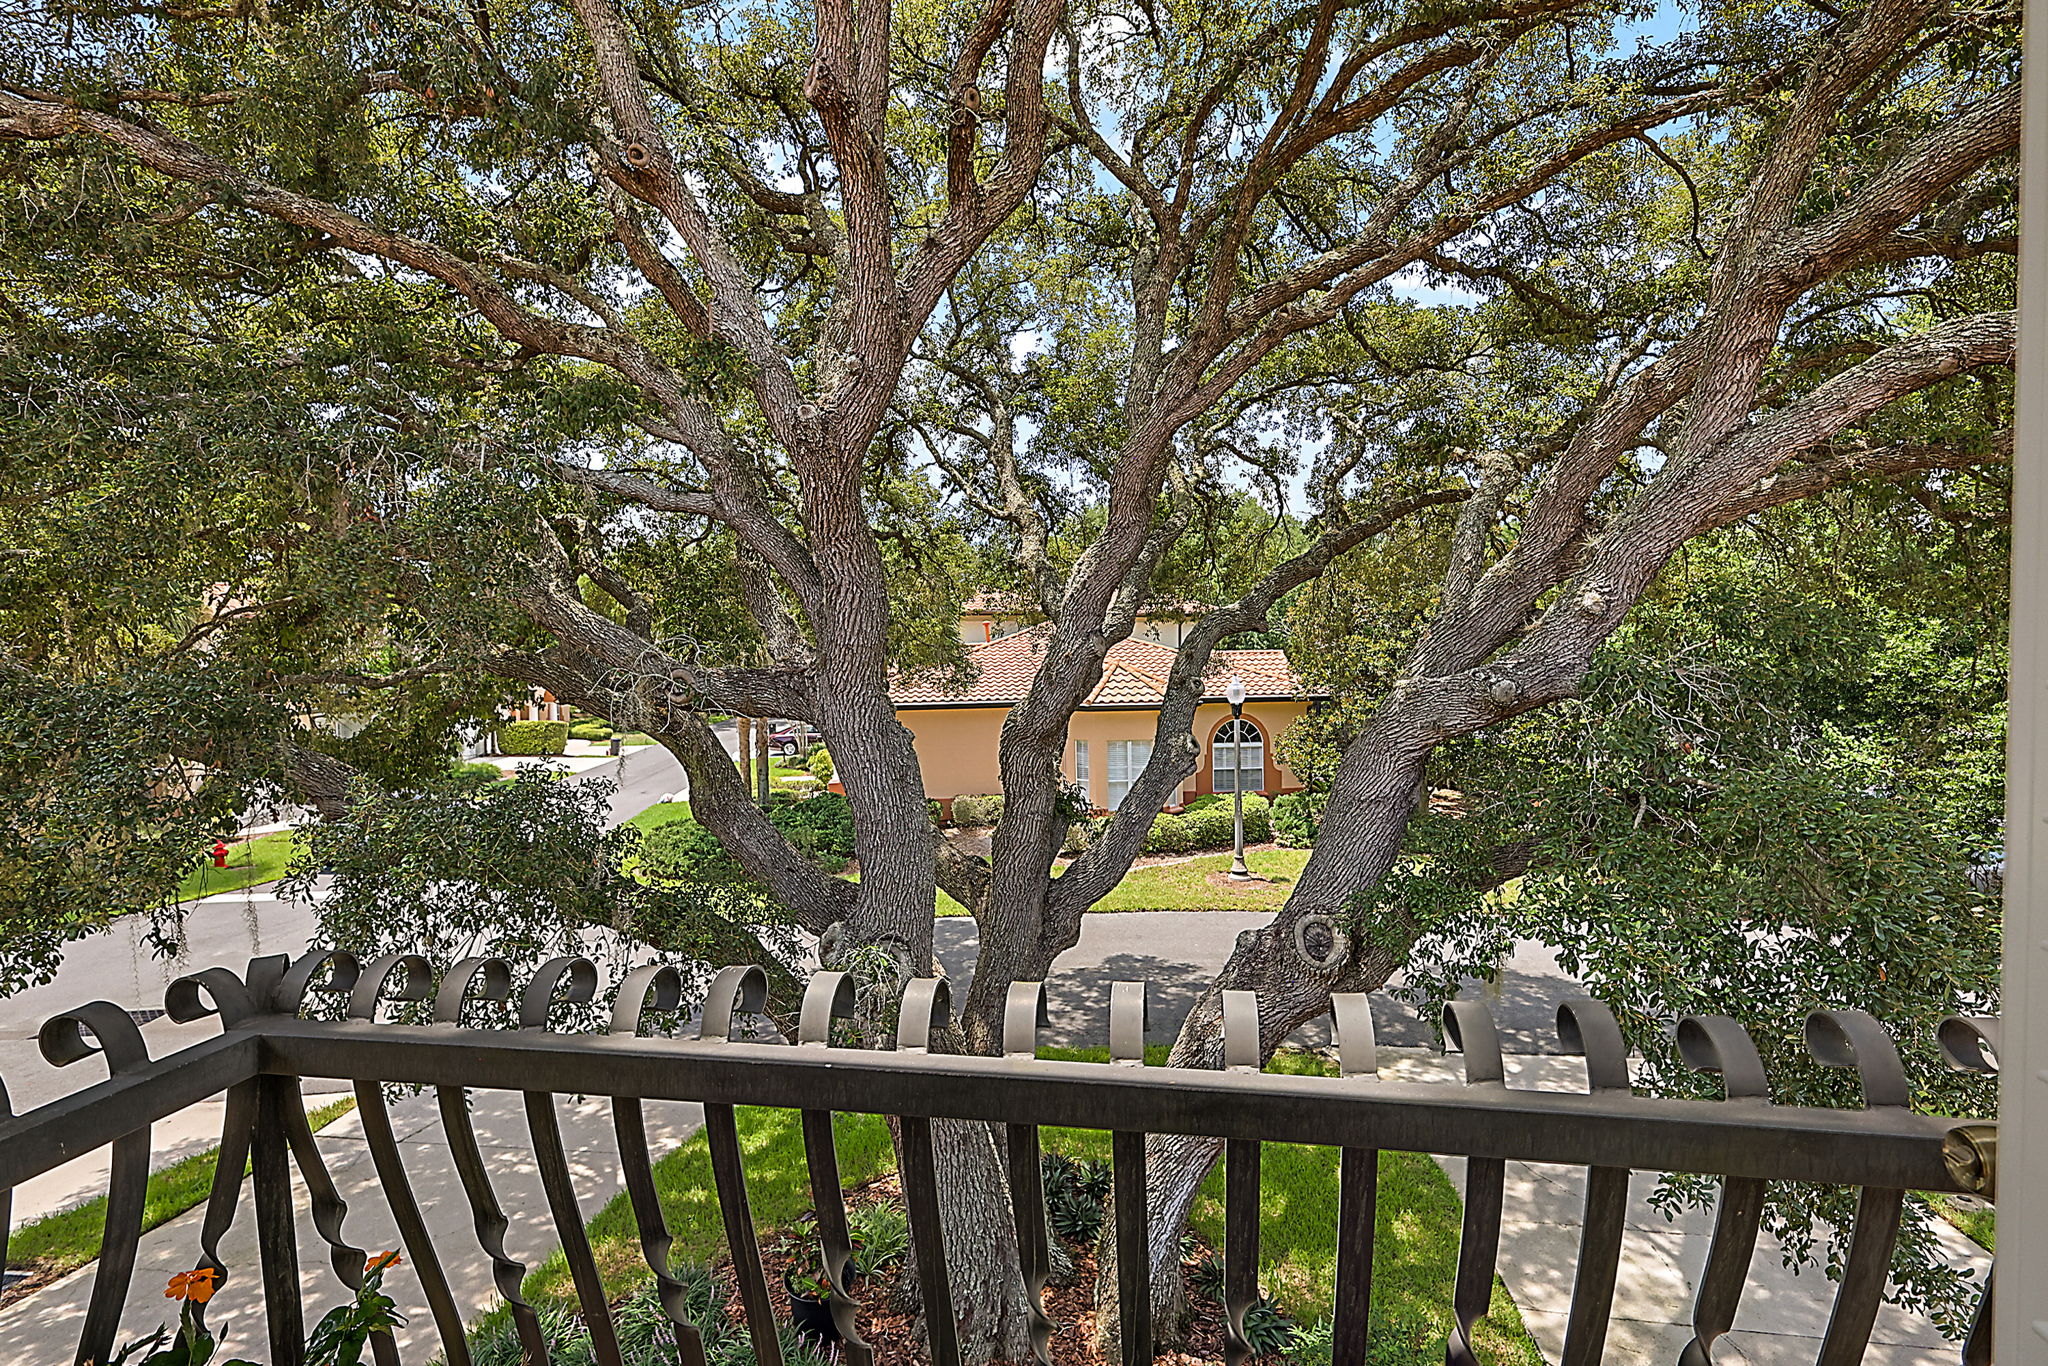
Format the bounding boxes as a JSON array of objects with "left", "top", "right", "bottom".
[{"left": 212, "top": 839, "right": 229, "bottom": 869}]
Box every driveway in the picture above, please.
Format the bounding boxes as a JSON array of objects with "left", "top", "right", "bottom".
[{"left": 933, "top": 914, "right": 1585, "bottom": 1054}]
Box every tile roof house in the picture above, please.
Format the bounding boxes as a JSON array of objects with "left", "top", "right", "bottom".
[{"left": 888, "top": 622, "right": 1323, "bottom": 815}]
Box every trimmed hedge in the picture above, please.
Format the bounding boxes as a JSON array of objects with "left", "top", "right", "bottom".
[
  {"left": 496, "top": 720, "right": 569, "bottom": 755},
  {"left": 568, "top": 721, "right": 614, "bottom": 741},
  {"left": 950, "top": 793, "right": 1005, "bottom": 828},
  {"left": 1273, "top": 789, "right": 1325, "bottom": 847},
  {"left": 1144, "top": 793, "right": 1271, "bottom": 854}
]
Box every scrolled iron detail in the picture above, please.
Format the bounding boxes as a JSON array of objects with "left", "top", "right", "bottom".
[
  {"left": 347, "top": 954, "right": 432, "bottom": 1020},
  {"left": 1109, "top": 979, "right": 1148, "bottom": 1064},
  {"left": 701, "top": 964, "right": 770, "bottom": 1042},
  {"left": 1441, "top": 999, "right": 1504, "bottom": 1366},
  {"left": 1676, "top": 1015, "right": 1770, "bottom": 1101},
  {"left": 1005, "top": 981, "right": 1050, "bottom": 1059},
  {"left": 165, "top": 966, "right": 259, "bottom": 1028},
  {"left": 612, "top": 963, "right": 686, "bottom": 1037},
  {"left": 1803, "top": 1007, "right": 1913, "bottom": 1366},
  {"left": 273, "top": 949, "right": 361, "bottom": 1018},
  {"left": 896, "top": 977, "right": 950, "bottom": 1054},
  {"left": 1329, "top": 992, "right": 1378, "bottom": 1079},
  {"left": 1222, "top": 990, "right": 1262, "bottom": 1073},
  {"left": 1806, "top": 1008, "right": 1910, "bottom": 1110},
  {"left": 1556, "top": 997, "right": 1630, "bottom": 1093},
  {"left": 40, "top": 1001, "right": 152, "bottom": 1075},
  {"left": 519, "top": 955, "right": 599, "bottom": 1030},
  {"left": 1441, "top": 1000, "right": 1504, "bottom": 1087},
  {"left": 41, "top": 1002, "right": 153, "bottom": 1366},
  {"left": 798, "top": 971, "right": 856, "bottom": 1046},
  {"left": 1938, "top": 1016, "right": 2001, "bottom": 1075},
  {"left": 433, "top": 957, "right": 514, "bottom": 1024}
]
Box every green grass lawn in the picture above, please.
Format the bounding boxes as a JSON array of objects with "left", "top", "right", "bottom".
[
  {"left": 510, "top": 1047, "right": 1540, "bottom": 1363},
  {"left": 5, "top": 1096, "right": 357, "bottom": 1287},
  {"left": 636, "top": 803, "right": 1299, "bottom": 915},
  {"left": 174, "top": 829, "right": 302, "bottom": 901},
  {"left": 1929, "top": 1193, "right": 1995, "bottom": 1250},
  {"left": 627, "top": 800, "right": 694, "bottom": 833}
]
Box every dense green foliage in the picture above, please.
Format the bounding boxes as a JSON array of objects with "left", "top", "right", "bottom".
[
  {"left": 1144, "top": 794, "right": 1272, "bottom": 854},
  {"left": 638, "top": 793, "right": 857, "bottom": 921},
  {"left": 496, "top": 721, "right": 570, "bottom": 756},
  {"left": 1282, "top": 497, "right": 2005, "bottom": 1329},
  {"left": 285, "top": 772, "right": 804, "bottom": 1003}
]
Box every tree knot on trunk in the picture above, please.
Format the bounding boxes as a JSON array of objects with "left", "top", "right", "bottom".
[{"left": 1293, "top": 912, "right": 1348, "bottom": 972}]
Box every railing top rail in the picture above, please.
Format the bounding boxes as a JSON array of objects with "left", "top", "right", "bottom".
[{"left": 242, "top": 1015, "right": 1975, "bottom": 1191}]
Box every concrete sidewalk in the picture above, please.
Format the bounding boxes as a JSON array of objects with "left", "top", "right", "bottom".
[
  {"left": 0, "top": 1083, "right": 705, "bottom": 1363},
  {"left": 1388, "top": 1050, "right": 1988, "bottom": 1366}
]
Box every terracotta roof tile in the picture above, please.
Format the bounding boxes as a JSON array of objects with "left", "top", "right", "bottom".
[{"left": 892, "top": 627, "right": 1312, "bottom": 708}]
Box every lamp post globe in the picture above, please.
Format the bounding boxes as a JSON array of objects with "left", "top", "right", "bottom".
[{"left": 1226, "top": 675, "right": 1250, "bottom": 880}]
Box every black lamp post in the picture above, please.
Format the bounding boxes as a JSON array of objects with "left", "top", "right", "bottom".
[{"left": 1227, "top": 675, "right": 1250, "bottom": 880}]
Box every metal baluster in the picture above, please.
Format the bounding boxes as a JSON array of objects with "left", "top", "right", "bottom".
[
  {"left": 1003, "top": 981, "right": 1057, "bottom": 1366},
  {"left": 40, "top": 1004, "right": 155, "bottom": 1366},
  {"left": 520, "top": 958, "right": 624, "bottom": 1366},
  {"left": 1807, "top": 1010, "right": 1910, "bottom": 1366},
  {"left": 164, "top": 966, "right": 264, "bottom": 1346},
  {"left": 611, "top": 964, "right": 708, "bottom": 1366},
  {"left": 1442, "top": 1001, "right": 1505, "bottom": 1366},
  {"left": 1675, "top": 1015, "right": 1770, "bottom": 1366},
  {"left": 1938, "top": 1016, "right": 1999, "bottom": 1366},
  {"left": 346, "top": 955, "right": 472, "bottom": 1366},
  {"left": 796, "top": 972, "right": 873, "bottom": 1366},
  {"left": 270, "top": 953, "right": 403, "bottom": 1366},
  {"left": 896, "top": 977, "right": 961, "bottom": 1366},
  {"left": 1109, "top": 980, "right": 1151, "bottom": 1366},
  {"left": 1556, "top": 999, "right": 1631, "bottom": 1366},
  {"left": 700, "top": 965, "right": 784, "bottom": 1366},
  {"left": 1328, "top": 992, "right": 1379, "bottom": 1366},
  {"left": 433, "top": 958, "right": 551, "bottom": 1366},
  {"left": 1221, "top": 991, "right": 1262, "bottom": 1366}
]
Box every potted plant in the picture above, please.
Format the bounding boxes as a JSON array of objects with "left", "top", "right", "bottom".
[{"left": 784, "top": 1266, "right": 838, "bottom": 1345}]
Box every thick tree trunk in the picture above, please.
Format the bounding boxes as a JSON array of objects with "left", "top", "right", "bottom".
[
  {"left": 912, "top": 1118, "right": 1035, "bottom": 1364},
  {"left": 1094, "top": 738, "right": 1426, "bottom": 1352}
]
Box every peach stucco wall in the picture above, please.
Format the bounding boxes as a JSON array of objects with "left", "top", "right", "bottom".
[{"left": 896, "top": 700, "right": 1308, "bottom": 811}]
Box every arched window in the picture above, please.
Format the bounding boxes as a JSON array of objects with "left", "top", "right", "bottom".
[{"left": 1212, "top": 718, "right": 1264, "bottom": 794}]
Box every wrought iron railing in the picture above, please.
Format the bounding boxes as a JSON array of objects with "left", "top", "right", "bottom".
[{"left": 0, "top": 952, "right": 2000, "bottom": 1366}]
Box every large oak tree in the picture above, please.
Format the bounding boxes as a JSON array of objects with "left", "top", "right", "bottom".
[{"left": 1, "top": 0, "right": 2015, "bottom": 1351}]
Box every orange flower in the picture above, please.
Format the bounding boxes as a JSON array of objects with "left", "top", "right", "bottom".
[
  {"left": 368, "top": 1250, "right": 402, "bottom": 1273},
  {"left": 166, "top": 1268, "right": 220, "bottom": 1303}
]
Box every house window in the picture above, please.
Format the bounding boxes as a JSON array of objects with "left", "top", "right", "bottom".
[
  {"left": 1213, "top": 718, "right": 1264, "bottom": 794},
  {"left": 1074, "top": 740, "right": 1089, "bottom": 785},
  {"left": 1106, "top": 739, "right": 1152, "bottom": 811}
]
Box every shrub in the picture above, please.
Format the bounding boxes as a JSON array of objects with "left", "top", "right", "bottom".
[
  {"left": 568, "top": 721, "right": 613, "bottom": 742},
  {"left": 806, "top": 746, "right": 835, "bottom": 783},
  {"left": 1042, "top": 1153, "right": 1113, "bottom": 1244},
  {"left": 641, "top": 792, "right": 855, "bottom": 883},
  {"left": 470, "top": 1274, "right": 834, "bottom": 1366},
  {"left": 640, "top": 818, "right": 748, "bottom": 887},
  {"left": 448, "top": 760, "right": 506, "bottom": 791},
  {"left": 949, "top": 793, "right": 1004, "bottom": 828},
  {"left": 1138, "top": 794, "right": 1269, "bottom": 854},
  {"left": 495, "top": 720, "right": 569, "bottom": 755},
  {"left": 1143, "top": 812, "right": 1196, "bottom": 855},
  {"left": 1273, "top": 789, "right": 1326, "bottom": 847},
  {"left": 771, "top": 791, "right": 855, "bottom": 868}
]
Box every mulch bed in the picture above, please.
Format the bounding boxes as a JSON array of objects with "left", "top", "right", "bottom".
[{"left": 726, "top": 1175, "right": 1249, "bottom": 1366}]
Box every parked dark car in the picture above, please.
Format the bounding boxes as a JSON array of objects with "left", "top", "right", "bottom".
[{"left": 768, "top": 722, "right": 821, "bottom": 756}]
